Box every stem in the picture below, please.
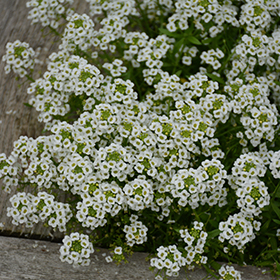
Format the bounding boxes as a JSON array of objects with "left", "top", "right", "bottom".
[
  {"left": 48, "top": 25, "right": 62, "bottom": 37},
  {"left": 25, "top": 74, "right": 35, "bottom": 83},
  {"left": 193, "top": 209, "right": 202, "bottom": 223},
  {"left": 134, "top": 0, "right": 155, "bottom": 36},
  {"left": 271, "top": 178, "right": 280, "bottom": 200}
]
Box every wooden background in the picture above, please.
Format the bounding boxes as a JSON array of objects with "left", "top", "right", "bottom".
[{"left": 0, "top": 0, "right": 89, "bottom": 240}]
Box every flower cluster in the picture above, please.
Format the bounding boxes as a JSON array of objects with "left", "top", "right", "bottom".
[
  {"left": 123, "top": 214, "right": 148, "bottom": 247},
  {"left": 179, "top": 221, "right": 208, "bottom": 268},
  {"left": 269, "top": 150, "right": 280, "bottom": 179},
  {"left": 26, "top": 0, "right": 74, "bottom": 28},
  {"left": 59, "top": 13, "right": 96, "bottom": 52},
  {"left": 229, "top": 153, "right": 270, "bottom": 218},
  {"left": 200, "top": 48, "right": 224, "bottom": 70},
  {"left": 150, "top": 221, "right": 208, "bottom": 279},
  {"left": 170, "top": 159, "right": 228, "bottom": 209},
  {"left": 60, "top": 232, "right": 94, "bottom": 267},
  {"left": 150, "top": 245, "right": 185, "bottom": 278},
  {"left": 218, "top": 212, "right": 261, "bottom": 251},
  {"left": 103, "top": 59, "right": 127, "bottom": 77},
  {"left": 3, "top": 0, "right": 280, "bottom": 279},
  {"left": 2, "top": 40, "right": 37, "bottom": 77},
  {"left": 27, "top": 54, "right": 104, "bottom": 126},
  {"left": 218, "top": 264, "right": 242, "bottom": 280},
  {"left": 7, "top": 191, "right": 72, "bottom": 231}
]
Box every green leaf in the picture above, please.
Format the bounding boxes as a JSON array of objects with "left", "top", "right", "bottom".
[
  {"left": 273, "top": 185, "right": 280, "bottom": 198},
  {"left": 275, "top": 261, "right": 280, "bottom": 275},
  {"left": 199, "top": 212, "right": 211, "bottom": 223},
  {"left": 175, "top": 70, "right": 182, "bottom": 77},
  {"left": 202, "top": 38, "right": 213, "bottom": 44},
  {"left": 270, "top": 237, "right": 277, "bottom": 251},
  {"left": 158, "top": 28, "right": 182, "bottom": 38},
  {"left": 173, "top": 38, "right": 186, "bottom": 55},
  {"left": 206, "top": 73, "right": 225, "bottom": 84},
  {"left": 272, "top": 202, "right": 280, "bottom": 220},
  {"left": 162, "top": 63, "right": 172, "bottom": 67},
  {"left": 159, "top": 27, "right": 193, "bottom": 38},
  {"left": 274, "top": 80, "right": 280, "bottom": 86},
  {"left": 187, "top": 36, "right": 202, "bottom": 45},
  {"left": 207, "top": 229, "right": 221, "bottom": 239},
  {"left": 256, "top": 261, "right": 273, "bottom": 267},
  {"left": 208, "top": 219, "right": 219, "bottom": 228},
  {"left": 273, "top": 219, "right": 280, "bottom": 225},
  {"left": 209, "top": 260, "right": 221, "bottom": 271},
  {"left": 24, "top": 103, "right": 33, "bottom": 108},
  {"left": 260, "top": 220, "right": 270, "bottom": 233},
  {"left": 203, "top": 263, "right": 220, "bottom": 279}
]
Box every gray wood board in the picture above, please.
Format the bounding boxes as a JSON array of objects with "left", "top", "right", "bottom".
[
  {"left": 0, "top": 0, "right": 88, "bottom": 239},
  {"left": 0, "top": 236, "right": 277, "bottom": 280}
]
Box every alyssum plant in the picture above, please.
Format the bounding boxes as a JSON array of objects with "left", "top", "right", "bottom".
[{"left": 2, "top": 0, "right": 280, "bottom": 279}]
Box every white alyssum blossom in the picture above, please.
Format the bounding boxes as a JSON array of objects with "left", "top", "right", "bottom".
[
  {"left": 60, "top": 232, "right": 94, "bottom": 267},
  {"left": 85, "top": 0, "right": 138, "bottom": 18},
  {"left": 200, "top": 48, "right": 224, "bottom": 70},
  {"left": 186, "top": 72, "right": 219, "bottom": 97},
  {"left": 166, "top": 0, "right": 239, "bottom": 36},
  {"left": 229, "top": 81, "right": 278, "bottom": 146},
  {"left": 123, "top": 215, "right": 148, "bottom": 247},
  {"left": 2, "top": 40, "right": 37, "bottom": 77},
  {"left": 199, "top": 93, "right": 232, "bottom": 124},
  {"left": 103, "top": 78, "right": 138, "bottom": 104},
  {"left": 27, "top": 54, "right": 104, "bottom": 125},
  {"left": 59, "top": 13, "right": 96, "bottom": 52},
  {"left": 139, "top": 0, "right": 173, "bottom": 20},
  {"left": 123, "top": 31, "right": 149, "bottom": 66},
  {"left": 182, "top": 46, "right": 198, "bottom": 66},
  {"left": 218, "top": 264, "right": 242, "bottom": 280},
  {"left": 137, "top": 35, "right": 174, "bottom": 69},
  {"left": 218, "top": 212, "right": 261, "bottom": 250},
  {"left": 26, "top": 0, "right": 74, "bottom": 28},
  {"left": 3, "top": 0, "right": 280, "bottom": 277},
  {"left": 123, "top": 177, "right": 154, "bottom": 210},
  {"left": 239, "top": 0, "right": 277, "bottom": 31},
  {"left": 235, "top": 177, "right": 270, "bottom": 217},
  {"left": 269, "top": 151, "right": 280, "bottom": 179},
  {"left": 150, "top": 245, "right": 185, "bottom": 278},
  {"left": 231, "top": 153, "right": 266, "bottom": 182},
  {"left": 114, "top": 246, "right": 122, "bottom": 255},
  {"left": 103, "top": 59, "right": 127, "bottom": 77},
  {"left": 179, "top": 221, "right": 208, "bottom": 268},
  {"left": 170, "top": 159, "right": 227, "bottom": 209},
  {"left": 7, "top": 192, "right": 72, "bottom": 231},
  {"left": 0, "top": 153, "right": 19, "bottom": 193},
  {"left": 76, "top": 180, "right": 124, "bottom": 230}
]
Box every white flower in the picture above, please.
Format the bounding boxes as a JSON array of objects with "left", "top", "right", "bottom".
[
  {"left": 218, "top": 264, "right": 242, "bottom": 280},
  {"left": 218, "top": 213, "right": 258, "bottom": 250},
  {"left": 105, "top": 255, "right": 113, "bottom": 263},
  {"left": 3, "top": 40, "right": 37, "bottom": 77},
  {"left": 60, "top": 232, "right": 94, "bottom": 267},
  {"left": 114, "top": 246, "right": 123, "bottom": 255}
]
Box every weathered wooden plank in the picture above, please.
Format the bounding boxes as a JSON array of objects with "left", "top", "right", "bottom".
[
  {"left": 0, "top": 236, "right": 277, "bottom": 280},
  {"left": 0, "top": 0, "right": 89, "bottom": 239}
]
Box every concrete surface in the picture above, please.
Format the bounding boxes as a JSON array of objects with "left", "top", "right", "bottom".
[{"left": 0, "top": 236, "right": 278, "bottom": 280}]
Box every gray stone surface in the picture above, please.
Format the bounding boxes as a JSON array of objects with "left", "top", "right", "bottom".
[{"left": 0, "top": 236, "right": 278, "bottom": 280}]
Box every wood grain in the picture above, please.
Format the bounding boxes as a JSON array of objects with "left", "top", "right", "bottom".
[
  {"left": 0, "top": 0, "right": 89, "bottom": 240},
  {"left": 0, "top": 235, "right": 277, "bottom": 280}
]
